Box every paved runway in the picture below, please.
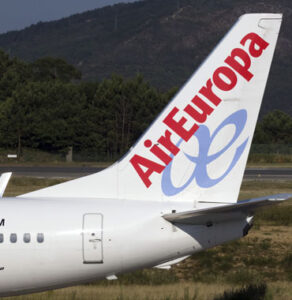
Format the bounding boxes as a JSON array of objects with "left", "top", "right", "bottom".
[
  {"left": 0, "top": 166, "right": 291, "bottom": 180},
  {"left": 244, "top": 168, "right": 292, "bottom": 180}
]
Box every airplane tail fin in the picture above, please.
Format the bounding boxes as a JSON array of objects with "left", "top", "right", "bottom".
[{"left": 20, "top": 14, "right": 282, "bottom": 204}]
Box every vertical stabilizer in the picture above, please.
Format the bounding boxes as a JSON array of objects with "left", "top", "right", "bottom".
[{"left": 21, "top": 14, "right": 282, "bottom": 203}]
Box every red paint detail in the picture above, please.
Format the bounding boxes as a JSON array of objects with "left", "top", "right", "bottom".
[
  {"left": 130, "top": 154, "right": 165, "bottom": 188},
  {"left": 213, "top": 66, "right": 237, "bottom": 91},
  {"left": 158, "top": 130, "right": 180, "bottom": 156},
  {"left": 144, "top": 140, "right": 152, "bottom": 148},
  {"left": 241, "top": 32, "right": 269, "bottom": 58},
  {"left": 163, "top": 107, "right": 199, "bottom": 142},
  {"left": 199, "top": 79, "right": 222, "bottom": 106},
  {"left": 150, "top": 145, "right": 172, "bottom": 165},
  {"left": 184, "top": 95, "right": 214, "bottom": 123},
  {"left": 130, "top": 32, "right": 270, "bottom": 188},
  {"left": 225, "top": 48, "right": 253, "bottom": 82}
]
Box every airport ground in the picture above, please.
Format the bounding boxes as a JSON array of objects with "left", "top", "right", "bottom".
[
  {"left": 3, "top": 178, "right": 292, "bottom": 299},
  {"left": 0, "top": 165, "right": 291, "bottom": 180}
]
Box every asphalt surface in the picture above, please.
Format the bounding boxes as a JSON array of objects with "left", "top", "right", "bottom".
[
  {"left": 244, "top": 167, "right": 292, "bottom": 180},
  {"left": 0, "top": 166, "right": 291, "bottom": 180}
]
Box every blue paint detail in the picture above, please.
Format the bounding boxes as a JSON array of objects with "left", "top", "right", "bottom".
[{"left": 161, "top": 110, "right": 249, "bottom": 196}]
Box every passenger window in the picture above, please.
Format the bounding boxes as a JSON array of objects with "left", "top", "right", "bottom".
[
  {"left": 10, "top": 233, "right": 17, "bottom": 243},
  {"left": 23, "top": 233, "right": 31, "bottom": 243},
  {"left": 37, "top": 233, "right": 44, "bottom": 243},
  {"left": 0, "top": 234, "right": 3, "bottom": 243}
]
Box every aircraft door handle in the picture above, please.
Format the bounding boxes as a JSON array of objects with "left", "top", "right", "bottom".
[{"left": 89, "top": 238, "right": 101, "bottom": 242}]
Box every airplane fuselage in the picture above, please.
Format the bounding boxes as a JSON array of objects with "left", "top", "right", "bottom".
[{"left": 0, "top": 197, "right": 247, "bottom": 296}]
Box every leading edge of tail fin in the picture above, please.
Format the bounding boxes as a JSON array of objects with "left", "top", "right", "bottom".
[{"left": 21, "top": 14, "right": 282, "bottom": 201}]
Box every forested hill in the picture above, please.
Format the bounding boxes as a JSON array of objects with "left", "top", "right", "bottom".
[{"left": 0, "top": 0, "right": 291, "bottom": 116}]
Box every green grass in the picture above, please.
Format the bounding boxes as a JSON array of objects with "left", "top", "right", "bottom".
[
  {"left": 248, "top": 153, "right": 292, "bottom": 164},
  {"left": 4, "top": 177, "right": 67, "bottom": 197},
  {"left": 0, "top": 148, "right": 64, "bottom": 163},
  {"left": 0, "top": 147, "right": 113, "bottom": 167},
  {"left": 246, "top": 162, "right": 292, "bottom": 168},
  {"left": 3, "top": 282, "right": 292, "bottom": 300},
  {"left": 1, "top": 147, "right": 292, "bottom": 168},
  {"left": 238, "top": 180, "right": 292, "bottom": 226},
  {"left": 255, "top": 205, "right": 292, "bottom": 226}
]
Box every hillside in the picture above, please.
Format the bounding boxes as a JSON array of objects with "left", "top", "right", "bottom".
[{"left": 0, "top": 0, "right": 291, "bottom": 116}]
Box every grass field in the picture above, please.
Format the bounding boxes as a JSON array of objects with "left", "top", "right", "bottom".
[
  {"left": 6, "top": 282, "right": 292, "bottom": 300},
  {"left": 3, "top": 178, "right": 292, "bottom": 299},
  {"left": 0, "top": 147, "right": 292, "bottom": 168},
  {"left": 248, "top": 153, "right": 292, "bottom": 165}
]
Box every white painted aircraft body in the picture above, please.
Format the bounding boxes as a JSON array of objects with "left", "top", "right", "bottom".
[
  {"left": 0, "top": 198, "right": 247, "bottom": 295},
  {"left": 0, "top": 13, "right": 290, "bottom": 296}
]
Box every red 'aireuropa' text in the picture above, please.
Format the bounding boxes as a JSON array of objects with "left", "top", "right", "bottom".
[{"left": 130, "top": 32, "right": 269, "bottom": 188}]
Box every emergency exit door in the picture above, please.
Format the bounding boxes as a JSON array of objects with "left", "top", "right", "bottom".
[{"left": 82, "top": 214, "right": 103, "bottom": 263}]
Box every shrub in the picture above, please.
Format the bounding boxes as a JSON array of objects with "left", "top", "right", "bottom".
[{"left": 214, "top": 283, "right": 267, "bottom": 300}]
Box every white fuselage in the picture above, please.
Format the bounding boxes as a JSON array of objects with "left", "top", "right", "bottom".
[{"left": 0, "top": 197, "right": 248, "bottom": 296}]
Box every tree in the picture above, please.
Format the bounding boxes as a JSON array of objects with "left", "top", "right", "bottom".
[
  {"left": 0, "top": 83, "right": 36, "bottom": 156},
  {"left": 0, "top": 81, "right": 85, "bottom": 156},
  {"left": 253, "top": 110, "right": 292, "bottom": 144},
  {"left": 31, "top": 57, "right": 82, "bottom": 83},
  {"left": 88, "top": 74, "right": 167, "bottom": 159},
  {"left": 0, "top": 55, "right": 31, "bottom": 102}
]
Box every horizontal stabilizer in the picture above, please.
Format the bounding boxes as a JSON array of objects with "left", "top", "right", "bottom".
[
  {"left": 0, "top": 172, "right": 12, "bottom": 198},
  {"left": 163, "top": 194, "right": 292, "bottom": 225}
]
